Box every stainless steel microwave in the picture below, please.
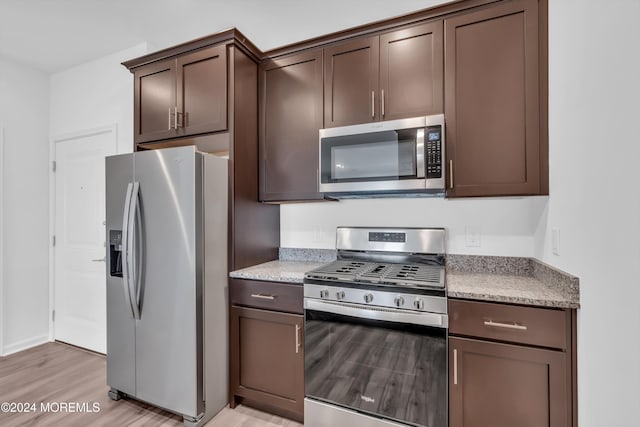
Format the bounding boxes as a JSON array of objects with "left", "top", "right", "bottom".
[{"left": 318, "top": 115, "right": 445, "bottom": 196}]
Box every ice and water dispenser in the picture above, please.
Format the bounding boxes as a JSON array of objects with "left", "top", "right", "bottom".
[{"left": 109, "top": 230, "right": 123, "bottom": 277}]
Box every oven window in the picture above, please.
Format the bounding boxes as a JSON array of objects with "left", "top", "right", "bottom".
[
  {"left": 305, "top": 309, "right": 447, "bottom": 427},
  {"left": 321, "top": 129, "right": 419, "bottom": 183}
]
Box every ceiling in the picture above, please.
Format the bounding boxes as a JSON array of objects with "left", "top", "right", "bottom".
[{"left": 0, "top": 0, "right": 448, "bottom": 74}]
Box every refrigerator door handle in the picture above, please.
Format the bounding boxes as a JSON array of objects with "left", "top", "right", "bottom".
[
  {"left": 128, "top": 182, "right": 141, "bottom": 320},
  {"left": 133, "top": 183, "right": 144, "bottom": 319},
  {"left": 121, "top": 182, "right": 136, "bottom": 318}
]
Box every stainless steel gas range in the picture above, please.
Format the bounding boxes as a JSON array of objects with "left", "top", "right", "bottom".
[{"left": 303, "top": 227, "right": 447, "bottom": 427}]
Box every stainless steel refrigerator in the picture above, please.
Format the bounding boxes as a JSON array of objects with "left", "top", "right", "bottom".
[{"left": 105, "top": 145, "right": 228, "bottom": 426}]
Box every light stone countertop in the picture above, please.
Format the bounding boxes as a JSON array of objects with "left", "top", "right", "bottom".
[
  {"left": 447, "top": 271, "right": 579, "bottom": 309},
  {"left": 229, "top": 251, "right": 580, "bottom": 309},
  {"left": 229, "top": 260, "right": 326, "bottom": 284}
]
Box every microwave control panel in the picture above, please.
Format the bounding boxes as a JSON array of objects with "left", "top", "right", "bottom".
[{"left": 426, "top": 126, "right": 442, "bottom": 178}]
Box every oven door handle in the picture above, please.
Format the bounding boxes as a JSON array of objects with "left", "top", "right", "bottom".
[{"left": 304, "top": 298, "right": 448, "bottom": 328}]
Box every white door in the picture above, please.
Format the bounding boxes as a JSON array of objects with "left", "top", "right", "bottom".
[{"left": 54, "top": 128, "right": 117, "bottom": 353}]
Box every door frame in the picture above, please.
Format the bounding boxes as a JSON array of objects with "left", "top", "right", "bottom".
[{"left": 48, "top": 124, "right": 119, "bottom": 342}]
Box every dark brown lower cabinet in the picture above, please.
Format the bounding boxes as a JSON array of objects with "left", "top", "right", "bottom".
[
  {"left": 448, "top": 299, "right": 576, "bottom": 427},
  {"left": 230, "top": 305, "right": 304, "bottom": 422},
  {"left": 449, "top": 337, "right": 567, "bottom": 427}
]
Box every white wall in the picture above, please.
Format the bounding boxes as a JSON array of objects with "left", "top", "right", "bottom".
[
  {"left": 534, "top": 1, "right": 640, "bottom": 426},
  {"left": 0, "top": 43, "right": 149, "bottom": 355},
  {"left": 282, "top": 197, "right": 547, "bottom": 256},
  {"left": 281, "top": 1, "right": 640, "bottom": 425},
  {"left": 0, "top": 57, "right": 50, "bottom": 355},
  {"left": 50, "top": 42, "right": 149, "bottom": 153}
]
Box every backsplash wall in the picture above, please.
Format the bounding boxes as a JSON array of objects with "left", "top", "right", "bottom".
[{"left": 280, "top": 196, "right": 548, "bottom": 256}]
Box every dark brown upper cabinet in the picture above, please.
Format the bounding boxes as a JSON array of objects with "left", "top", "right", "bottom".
[
  {"left": 324, "top": 21, "right": 443, "bottom": 128},
  {"left": 135, "top": 60, "right": 176, "bottom": 143},
  {"left": 134, "top": 44, "right": 227, "bottom": 144},
  {"left": 324, "top": 36, "right": 379, "bottom": 127},
  {"left": 445, "top": 0, "right": 545, "bottom": 197},
  {"left": 379, "top": 21, "right": 443, "bottom": 121},
  {"left": 176, "top": 45, "right": 227, "bottom": 137},
  {"left": 259, "top": 50, "right": 324, "bottom": 202}
]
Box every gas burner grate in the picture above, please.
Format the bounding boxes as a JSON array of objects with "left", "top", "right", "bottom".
[
  {"left": 306, "top": 260, "right": 445, "bottom": 289},
  {"left": 306, "top": 261, "right": 372, "bottom": 281},
  {"left": 384, "top": 264, "right": 443, "bottom": 287}
]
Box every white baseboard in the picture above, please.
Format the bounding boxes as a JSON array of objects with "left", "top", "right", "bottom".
[{"left": 1, "top": 334, "right": 50, "bottom": 357}]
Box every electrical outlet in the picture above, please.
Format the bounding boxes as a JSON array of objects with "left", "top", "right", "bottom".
[
  {"left": 465, "top": 227, "right": 481, "bottom": 247},
  {"left": 551, "top": 228, "right": 560, "bottom": 255}
]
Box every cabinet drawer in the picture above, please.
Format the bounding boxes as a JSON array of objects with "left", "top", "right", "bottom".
[
  {"left": 230, "top": 278, "right": 303, "bottom": 314},
  {"left": 449, "top": 299, "right": 567, "bottom": 350}
]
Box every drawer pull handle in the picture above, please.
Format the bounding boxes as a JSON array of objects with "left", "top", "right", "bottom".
[
  {"left": 295, "top": 324, "right": 301, "bottom": 354},
  {"left": 484, "top": 320, "right": 527, "bottom": 331},
  {"left": 250, "top": 294, "right": 276, "bottom": 300}
]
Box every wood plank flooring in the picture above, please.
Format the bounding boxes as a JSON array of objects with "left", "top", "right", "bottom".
[{"left": 0, "top": 342, "right": 302, "bottom": 427}]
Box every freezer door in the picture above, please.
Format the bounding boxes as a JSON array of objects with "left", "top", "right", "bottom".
[
  {"left": 133, "top": 146, "right": 202, "bottom": 417},
  {"left": 105, "top": 153, "right": 136, "bottom": 395}
]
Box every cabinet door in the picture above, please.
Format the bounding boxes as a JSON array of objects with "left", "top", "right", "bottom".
[
  {"left": 176, "top": 44, "right": 227, "bottom": 137},
  {"left": 230, "top": 306, "right": 304, "bottom": 419},
  {"left": 445, "top": 0, "right": 541, "bottom": 197},
  {"left": 449, "top": 337, "right": 568, "bottom": 427},
  {"left": 324, "top": 36, "right": 379, "bottom": 127},
  {"left": 380, "top": 21, "right": 443, "bottom": 120},
  {"left": 260, "top": 50, "right": 324, "bottom": 201},
  {"left": 134, "top": 59, "right": 177, "bottom": 144}
]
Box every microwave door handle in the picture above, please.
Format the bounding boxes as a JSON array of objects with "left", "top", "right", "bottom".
[{"left": 416, "top": 129, "right": 425, "bottom": 179}]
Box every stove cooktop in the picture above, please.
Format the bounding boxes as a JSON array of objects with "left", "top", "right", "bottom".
[{"left": 305, "top": 260, "right": 445, "bottom": 290}]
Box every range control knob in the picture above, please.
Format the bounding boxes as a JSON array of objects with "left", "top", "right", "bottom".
[
  {"left": 394, "top": 296, "right": 405, "bottom": 307},
  {"left": 320, "top": 290, "right": 329, "bottom": 299},
  {"left": 364, "top": 293, "right": 374, "bottom": 303},
  {"left": 414, "top": 298, "right": 425, "bottom": 310},
  {"left": 336, "top": 291, "right": 346, "bottom": 300}
]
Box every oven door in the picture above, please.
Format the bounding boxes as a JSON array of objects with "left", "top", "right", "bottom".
[
  {"left": 319, "top": 118, "right": 428, "bottom": 193},
  {"left": 304, "top": 298, "right": 447, "bottom": 427}
]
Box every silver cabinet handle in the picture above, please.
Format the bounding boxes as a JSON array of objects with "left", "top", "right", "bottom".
[
  {"left": 250, "top": 294, "right": 275, "bottom": 300},
  {"left": 453, "top": 348, "right": 458, "bottom": 385},
  {"left": 371, "top": 91, "right": 375, "bottom": 118},
  {"left": 92, "top": 257, "right": 106, "bottom": 262},
  {"left": 173, "top": 107, "right": 179, "bottom": 129},
  {"left": 449, "top": 160, "right": 454, "bottom": 189},
  {"left": 295, "top": 324, "right": 301, "bottom": 354},
  {"left": 381, "top": 89, "right": 385, "bottom": 117},
  {"left": 168, "top": 108, "right": 173, "bottom": 130},
  {"left": 484, "top": 320, "right": 528, "bottom": 331}
]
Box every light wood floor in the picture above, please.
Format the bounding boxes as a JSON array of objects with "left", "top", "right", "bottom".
[{"left": 0, "top": 342, "right": 302, "bottom": 427}]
